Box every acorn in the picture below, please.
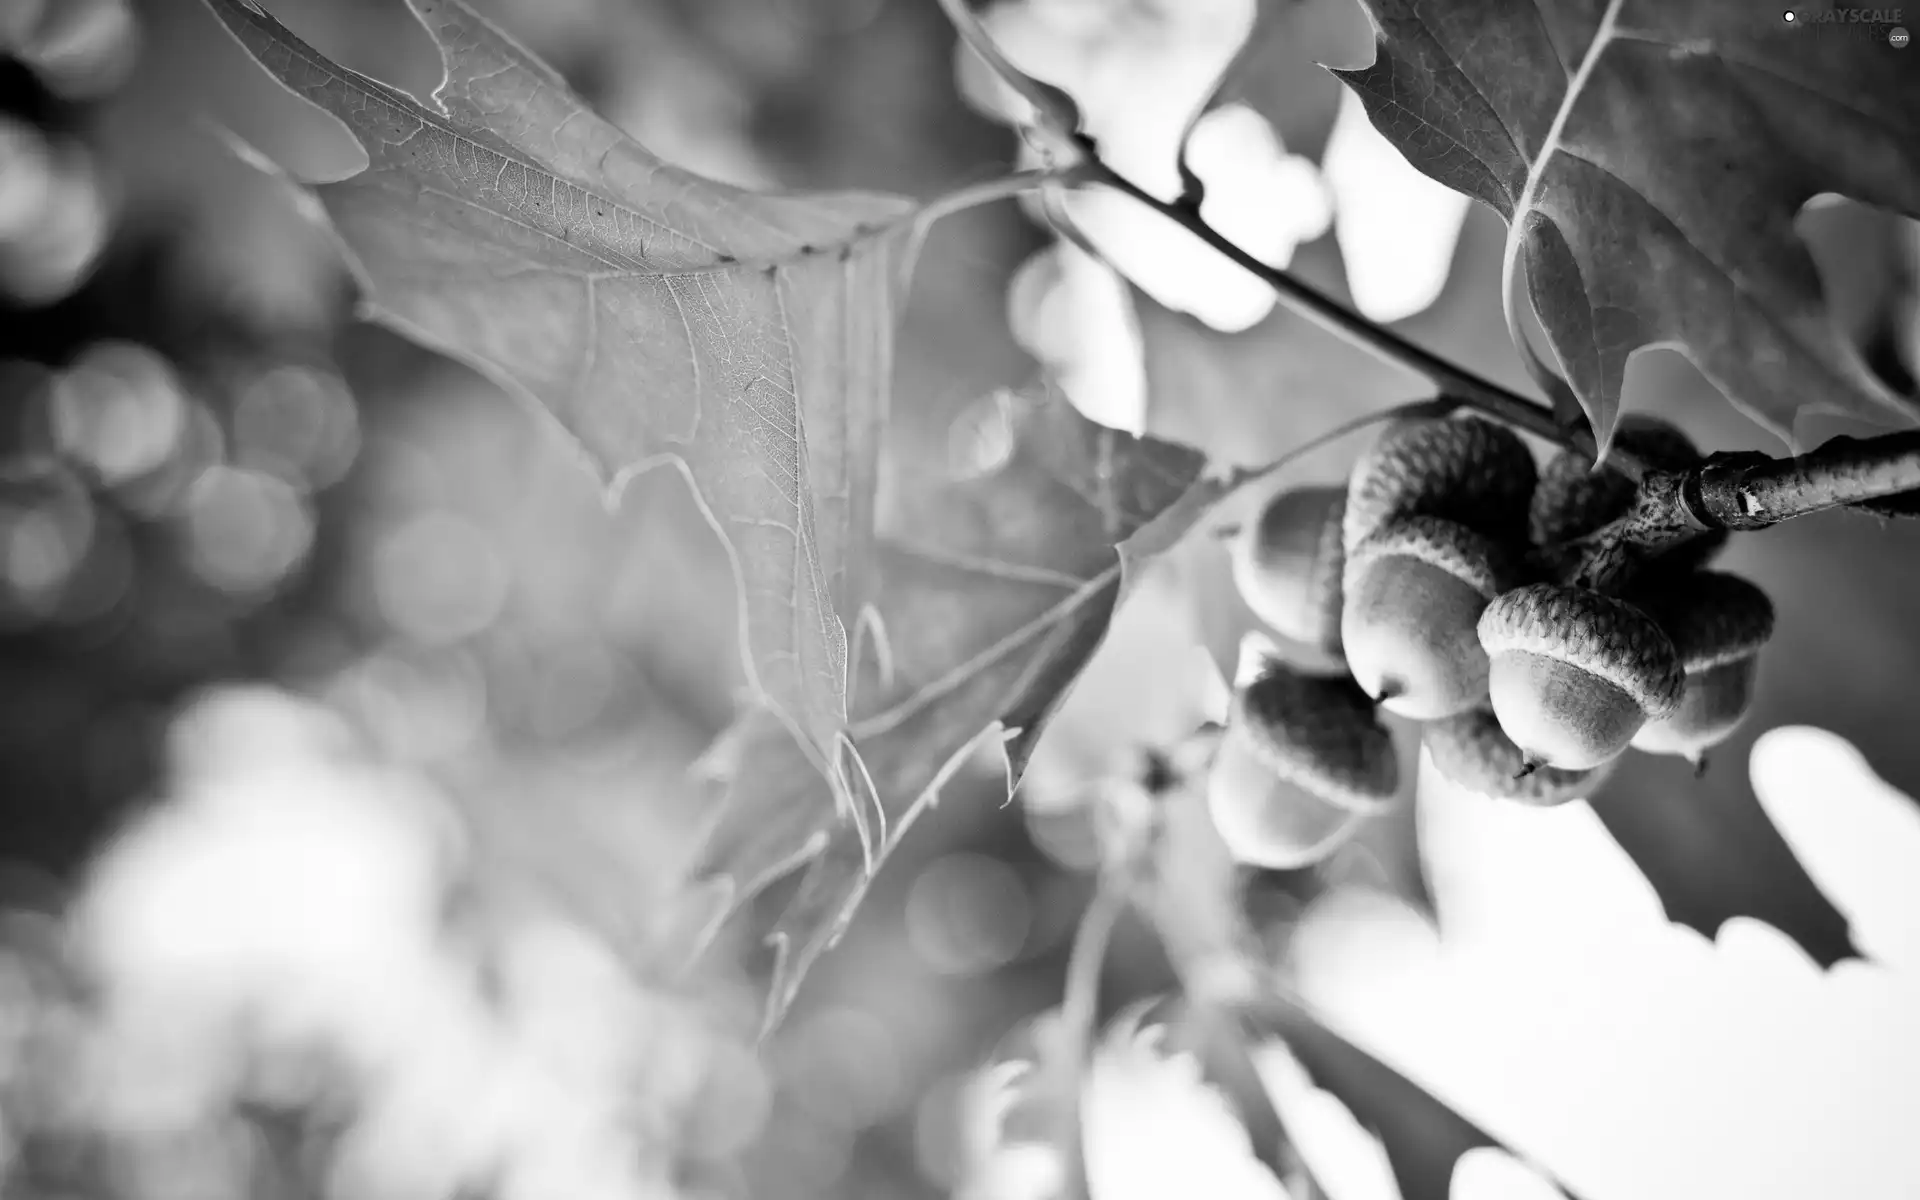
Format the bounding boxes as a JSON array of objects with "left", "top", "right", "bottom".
[
  {"left": 1423, "top": 709, "right": 1616, "bottom": 805},
  {"left": 1344, "top": 414, "right": 1537, "bottom": 553},
  {"left": 1229, "top": 484, "right": 1346, "bottom": 658},
  {"left": 1340, "top": 515, "right": 1518, "bottom": 719},
  {"left": 1478, "top": 583, "right": 1684, "bottom": 771},
  {"left": 1530, "top": 415, "right": 1728, "bottom": 571},
  {"left": 1627, "top": 571, "right": 1776, "bottom": 768},
  {"left": 1206, "top": 658, "right": 1399, "bottom": 870}
]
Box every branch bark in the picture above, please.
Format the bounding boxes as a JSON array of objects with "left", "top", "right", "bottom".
[
  {"left": 1694, "top": 432, "right": 1920, "bottom": 528},
  {"left": 1566, "top": 434, "right": 1920, "bottom": 591}
]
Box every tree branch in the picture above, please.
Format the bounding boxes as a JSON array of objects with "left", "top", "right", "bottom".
[
  {"left": 1565, "top": 433, "right": 1920, "bottom": 591},
  {"left": 925, "top": 0, "right": 1641, "bottom": 474},
  {"left": 1054, "top": 863, "right": 1131, "bottom": 1200},
  {"left": 1694, "top": 432, "right": 1920, "bottom": 528}
]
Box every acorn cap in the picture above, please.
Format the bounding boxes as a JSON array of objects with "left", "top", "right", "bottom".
[
  {"left": 1307, "top": 490, "right": 1347, "bottom": 649},
  {"left": 1344, "top": 514, "right": 1510, "bottom": 601},
  {"left": 1345, "top": 415, "right": 1537, "bottom": 553},
  {"left": 1631, "top": 571, "right": 1776, "bottom": 672},
  {"left": 1478, "top": 583, "right": 1685, "bottom": 719},
  {"left": 1233, "top": 661, "right": 1399, "bottom": 811},
  {"left": 1611, "top": 414, "right": 1705, "bottom": 471},
  {"left": 1241, "top": 485, "right": 1346, "bottom": 652},
  {"left": 1424, "top": 709, "right": 1608, "bottom": 805},
  {"left": 1529, "top": 415, "right": 1704, "bottom": 547}
]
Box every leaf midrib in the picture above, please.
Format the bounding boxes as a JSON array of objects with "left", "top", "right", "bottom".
[
  {"left": 850, "top": 562, "right": 1119, "bottom": 740},
  {"left": 1499, "top": 3, "right": 1913, "bottom": 353}
]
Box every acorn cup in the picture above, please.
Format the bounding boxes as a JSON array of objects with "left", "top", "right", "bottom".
[
  {"left": 1424, "top": 709, "right": 1617, "bottom": 805},
  {"left": 1344, "top": 413, "right": 1538, "bottom": 554},
  {"left": 1627, "top": 571, "right": 1776, "bottom": 770},
  {"left": 1341, "top": 514, "right": 1520, "bottom": 720},
  {"left": 1477, "top": 583, "right": 1685, "bottom": 771},
  {"left": 1229, "top": 484, "right": 1347, "bottom": 660},
  {"left": 1530, "top": 414, "right": 1728, "bottom": 572},
  {"left": 1206, "top": 658, "right": 1400, "bottom": 870}
]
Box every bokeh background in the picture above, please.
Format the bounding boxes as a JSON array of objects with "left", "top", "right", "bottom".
[{"left": 2, "top": 1, "right": 1918, "bottom": 1198}]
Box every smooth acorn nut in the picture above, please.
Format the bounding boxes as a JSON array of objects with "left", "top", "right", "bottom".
[
  {"left": 1229, "top": 484, "right": 1346, "bottom": 657},
  {"left": 1529, "top": 415, "right": 1728, "bottom": 571},
  {"left": 1424, "top": 709, "right": 1616, "bottom": 805},
  {"left": 1629, "top": 571, "right": 1776, "bottom": 767},
  {"left": 1341, "top": 515, "right": 1513, "bottom": 719},
  {"left": 1344, "top": 414, "right": 1537, "bottom": 553},
  {"left": 1206, "top": 659, "right": 1399, "bottom": 870},
  {"left": 1478, "top": 583, "right": 1685, "bottom": 770}
]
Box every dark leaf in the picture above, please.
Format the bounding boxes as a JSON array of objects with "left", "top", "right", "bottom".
[{"left": 1333, "top": 0, "right": 1920, "bottom": 445}]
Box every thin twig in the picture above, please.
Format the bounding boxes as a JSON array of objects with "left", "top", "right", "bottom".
[
  {"left": 903, "top": 167, "right": 1076, "bottom": 290},
  {"left": 923, "top": 0, "right": 1635, "bottom": 474},
  {"left": 1055, "top": 865, "right": 1132, "bottom": 1200},
  {"left": 1218, "top": 396, "right": 1461, "bottom": 498},
  {"left": 1078, "top": 161, "right": 1638, "bottom": 476},
  {"left": 912, "top": 167, "right": 1074, "bottom": 233}
]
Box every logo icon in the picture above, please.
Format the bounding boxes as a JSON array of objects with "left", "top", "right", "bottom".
[{"left": 1892, "top": 24, "right": 1912, "bottom": 44}]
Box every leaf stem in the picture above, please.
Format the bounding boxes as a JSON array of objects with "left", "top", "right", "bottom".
[
  {"left": 911, "top": 168, "right": 1068, "bottom": 233},
  {"left": 1219, "top": 396, "right": 1460, "bottom": 497},
  {"left": 903, "top": 167, "right": 1078, "bottom": 295},
  {"left": 1078, "top": 161, "right": 1632, "bottom": 474},
  {"left": 1056, "top": 864, "right": 1131, "bottom": 1200}
]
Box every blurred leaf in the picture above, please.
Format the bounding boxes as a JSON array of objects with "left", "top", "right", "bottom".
[
  {"left": 1331, "top": 0, "right": 1920, "bottom": 445},
  {"left": 1186, "top": 0, "right": 1374, "bottom": 164},
  {"left": 1132, "top": 770, "right": 1573, "bottom": 1200},
  {"left": 691, "top": 383, "right": 1225, "bottom": 1027},
  {"left": 1136, "top": 271, "right": 1414, "bottom": 468},
  {"left": 1750, "top": 725, "right": 1920, "bottom": 972},
  {"left": 205, "top": 0, "right": 916, "bottom": 796}
]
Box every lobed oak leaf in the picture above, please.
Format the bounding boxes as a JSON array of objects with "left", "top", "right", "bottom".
[
  {"left": 1331, "top": 0, "right": 1920, "bottom": 447},
  {"left": 203, "top": 0, "right": 917, "bottom": 807}
]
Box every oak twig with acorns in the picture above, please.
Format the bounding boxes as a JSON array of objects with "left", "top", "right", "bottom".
[
  {"left": 935, "top": 0, "right": 1920, "bottom": 874},
  {"left": 1212, "top": 413, "right": 1785, "bottom": 872}
]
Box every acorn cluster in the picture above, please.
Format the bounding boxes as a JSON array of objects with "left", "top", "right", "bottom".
[{"left": 1209, "top": 414, "right": 1777, "bottom": 870}]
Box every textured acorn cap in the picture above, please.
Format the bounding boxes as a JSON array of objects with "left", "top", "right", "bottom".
[
  {"left": 1343, "top": 514, "right": 1511, "bottom": 601},
  {"left": 1232, "top": 661, "right": 1399, "bottom": 812},
  {"left": 1424, "top": 709, "right": 1611, "bottom": 805},
  {"left": 1344, "top": 415, "right": 1537, "bottom": 553},
  {"left": 1630, "top": 571, "right": 1776, "bottom": 672},
  {"left": 1529, "top": 418, "right": 1696, "bottom": 545},
  {"left": 1235, "top": 485, "right": 1346, "bottom": 653},
  {"left": 1478, "top": 583, "right": 1684, "bottom": 719},
  {"left": 1529, "top": 417, "right": 1730, "bottom": 571}
]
